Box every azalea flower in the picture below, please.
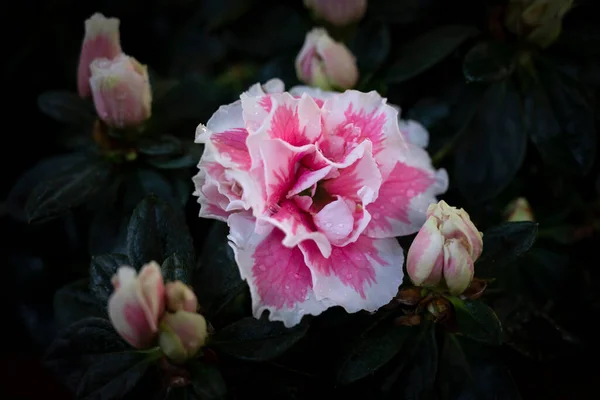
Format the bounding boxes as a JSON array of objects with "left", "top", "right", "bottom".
[{"left": 193, "top": 79, "right": 448, "bottom": 327}]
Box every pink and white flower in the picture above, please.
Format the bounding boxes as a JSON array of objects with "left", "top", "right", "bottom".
[{"left": 193, "top": 79, "right": 448, "bottom": 327}]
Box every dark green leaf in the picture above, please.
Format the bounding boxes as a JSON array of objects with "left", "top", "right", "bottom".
[
  {"left": 337, "top": 320, "right": 414, "bottom": 385},
  {"left": 368, "top": 0, "right": 422, "bottom": 24},
  {"left": 53, "top": 279, "right": 106, "bottom": 330},
  {"left": 387, "top": 25, "right": 478, "bottom": 83},
  {"left": 25, "top": 157, "right": 112, "bottom": 223},
  {"left": 203, "top": 0, "right": 253, "bottom": 31},
  {"left": 476, "top": 222, "right": 538, "bottom": 277},
  {"left": 437, "top": 334, "right": 474, "bottom": 400},
  {"left": 89, "top": 254, "right": 130, "bottom": 304},
  {"left": 534, "top": 63, "right": 597, "bottom": 173},
  {"left": 463, "top": 42, "right": 516, "bottom": 83},
  {"left": 166, "top": 387, "right": 196, "bottom": 400},
  {"left": 38, "top": 90, "right": 96, "bottom": 125},
  {"left": 138, "top": 135, "right": 182, "bottom": 156},
  {"left": 45, "top": 318, "right": 162, "bottom": 400},
  {"left": 194, "top": 222, "right": 245, "bottom": 318},
  {"left": 88, "top": 205, "right": 129, "bottom": 255},
  {"left": 161, "top": 253, "right": 190, "bottom": 284},
  {"left": 351, "top": 22, "right": 391, "bottom": 75},
  {"left": 454, "top": 82, "right": 526, "bottom": 203},
  {"left": 146, "top": 153, "right": 196, "bottom": 170},
  {"left": 136, "top": 168, "right": 183, "bottom": 208},
  {"left": 393, "top": 320, "right": 438, "bottom": 399},
  {"left": 447, "top": 298, "right": 503, "bottom": 345},
  {"left": 127, "top": 195, "right": 195, "bottom": 269},
  {"left": 4, "top": 153, "right": 89, "bottom": 221},
  {"left": 211, "top": 316, "right": 309, "bottom": 361},
  {"left": 189, "top": 361, "right": 227, "bottom": 400}
]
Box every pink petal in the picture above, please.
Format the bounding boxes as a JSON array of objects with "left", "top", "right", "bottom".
[
  {"left": 321, "top": 145, "right": 382, "bottom": 205},
  {"left": 365, "top": 160, "right": 445, "bottom": 238},
  {"left": 313, "top": 197, "right": 354, "bottom": 243},
  {"left": 262, "top": 199, "right": 332, "bottom": 258},
  {"left": 287, "top": 165, "right": 333, "bottom": 198},
  {"left": 137, "top": 261, "right": 166, "bottom": 326},
  {"left": 406, "top": 217, "right": 445, "bottom": 287},
  {"left": 108, "top": 267, "right": 158, "bottom": 349},
  {"left": 300, "top": 235, "right": 404, "bottom": 313},
  {"left": 443, "top": 239, "right": 474, "bottom": 295},
  {"left": 210, "top": 128, "right": 251, "bottom": 171},
  {"left": 319, "top": 90, "right": 403, "bottom": 162},
  {"left": 227, "top": 213, "right": 330, "bottom": 327}
]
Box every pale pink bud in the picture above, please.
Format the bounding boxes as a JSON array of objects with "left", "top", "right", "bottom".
[
  {"left": 77, "top": 13, "right": 122, "bottom": 98},
  {"left": 108, "top": 261, "right": 166, "bottom": 349},
  {"left": 304, "top": 0, "right": 367, "bottom": 26},
  {"left": 295, "top": 28, "right": 359, "bottom": 91},
  {"left": 406, "top": 216, "right": 445, "bottom": 287},
  {"left": 159, "top": 311, "right": 208, "bottom": 364},
  {"left": 89, "top": 54, "right": 152, "bottom": 128},
  {"left": 505, "top": 197, "right": 535, "bottom": 222},
  {"left": 165, "top": 281, "right": 198, "bottom": 313},
  {"left": 407, "top": 201, "right": 483, "bottom": 295}
]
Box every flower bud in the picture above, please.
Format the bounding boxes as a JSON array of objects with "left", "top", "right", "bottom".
[
  {"left": 505, "top": 0, "right": 574, "bottom": 48},
  {"left": 165, "top": 281, "right": 198, "bottom": 313},
  {"left": 89, "top": 54, "right": 152, "bottom": 128},
  {"left": 77, "top": 13, "right": 122, "bottom": 98},
  {"left": 295, "top": 28, "right": 358, "bottom": 91},
  {"left": 505, "top": 197, "right": 534, "bottom": 222},
  {"left": 304, "top": 0, "right": 367, "bottom": 27},
  {"left": 159, "top": 311, "right": 208, "bottom": 364},
  {"left": 108, "top": 261, "right": 165, "bottom": 348},
  {"left": 407, "top": 201, "right": 483, "bottom": 295}
]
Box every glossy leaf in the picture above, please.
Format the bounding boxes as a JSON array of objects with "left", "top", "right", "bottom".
[
  {"left": 137, "top": 135, "right": 182, "bottom": 156},
  {"left": 45, "top": 318, "right": 162, "bottom": 400},
  {"left": 161, "top": 253, "right": 190, "bottom": 284},
  {"left": 25, "top": 157, "right": 112, "bottom": 223},
  {"left": 454, "top": 82, "right": 527, "bottom": 204},
  {"left": 211, "top": 317, "right": 309, "bottom": 361},
  {"left": 146, "top": 153, "right": 196, "bottom": 170},
  {"left": 463, "top": 42, "right": 516, "bottom": 83},
  {"left": 89, "top": 254, "right": 130, "bottom": 304},
  {"left": 127, "top": 195, "right": 195, "bottom": 270},
  {"left": 189, "top": 361, "right": 228, "bottom": 400},
  {"left": 38, "top": 90, "right": 96, "bottom": 125},
  {"left": 337, "top": 319, "right": 414, "bottom": 385},
  {"left": 53, "top": 279, "right": 106, "bottom": 330},
  {"left": 387, "top": 25, "right": 478, "bottom": 83},
  {"left": 447, "top": 298, "right": 503, "bottom": 345}
]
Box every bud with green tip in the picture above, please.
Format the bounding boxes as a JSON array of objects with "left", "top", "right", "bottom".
[{"left": 159, "top": 311, "right": 208, "bottom": 364}]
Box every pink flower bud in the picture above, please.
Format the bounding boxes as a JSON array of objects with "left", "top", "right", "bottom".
[
  {"left": 295, "top": 28, "right": 358, "bottom": 91},
  {"left": 159, "top": 311, "right": 208, "bottom": 364},
  {"left": 89, "top": 54, "right": 152, "bottom": 128},
  {"left": 407, "top": 201, "right": 483, "bottom": 295},
  {"left": 304, "top": 0, "right": 367, "bottom": 26},
  {"left": 77, "top": 13, "right": 122, "bottom": 98},
  {"left": 165, "top": 281, "right": 198, "bottom": 313},
  {"left": 505, "top": 197, "right": 535, "bottom": 222},
  {"left": 108, "top": 261, "right": 166, "bottom": 348}
]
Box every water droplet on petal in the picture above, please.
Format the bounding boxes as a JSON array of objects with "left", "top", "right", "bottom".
[
  {"left": 346, "top": 273, "right": 353, "bottom": 280},
  {"left": 325, "top": 222, "right": 333, "bottom": 228},
  {"left": 407, "top": 189, "right": 415, "bottom": 197},
  {"left": 258, "top": 265, "right": 266, "bottom": 271},
  {"left": 373, "top": 212, "right": 380, "bottom": 219}
]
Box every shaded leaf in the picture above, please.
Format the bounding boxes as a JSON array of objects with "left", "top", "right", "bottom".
[
  {"left": 387, "top": 25, "right": 478, "bottom": 83},
  {"left": 368, "top": 0, "right": 423, "bottom": 24},
  {"left": 138, "top": 135, "right": 182, "bottom": 156},
  {"left": 136, "top": 168, "right": 183, "bottom": 208},
  {"left": 337, "top": 320, "right": 414, "bottom": 385},
  {"left": 463, "top": 42, "right": 516, "bottom": 83},
  {"left": 447, "top": 298, "right": 503, "bottom": 345},
  {"left": 4, "top": 153, "right": 89, "bottom": 221},
  {"left": 53, "top": 279, "right": 106, "bottom": 330},
  {"left": 476, "top": 222, "right": 538, "bottom": 277},
  {"left": 25, "top": 157, "right": 112, "bottom": 223},
  {"left": 161, "top": 253, "right": 190, "bottom": 284},
  {"left": 38, "top": 90, "right": 96, "bottom": 125},
  {"left": 89, "top": 254, "right": 130, "bottom": 304},
  {"left": 535, "top": 63, "right": 597, "bottom": 173},
  {"left": 194, "top": 222, "right": 245, "bottom": 318},
  {"left": 454, "top": 82, "right": 526, "bottom": 203},
  {"left": 211, "top": 316, "right": 309, "bottom": 361},
  {"left": 127, "top": 195, "right": 195, "bottom": 270},
  {"left": 189, "top": 361, "right": 227, "bottom": 400},
  {"left": 203, "top": 0, "right": 253, "bottom": 31},
  {"left": 351, "top": 21, "right": 391, "bottom": 75},
  {"left": 393, "top": 320, "right": 438, "bottom": 399},
  {"left": 146, "top": 153, "right": 196, "bottom": 170},
  {"left": 45, "top": 318, "right": 162, "bottom": 400}
]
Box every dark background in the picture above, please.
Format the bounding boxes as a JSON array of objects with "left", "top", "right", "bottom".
[{"left": 2, "top": 1, "right": 599, "bottom": 399}]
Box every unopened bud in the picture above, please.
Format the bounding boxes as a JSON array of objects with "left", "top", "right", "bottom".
[{"left": 159, "top": 311, "right": 208, "bottom": 364}]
